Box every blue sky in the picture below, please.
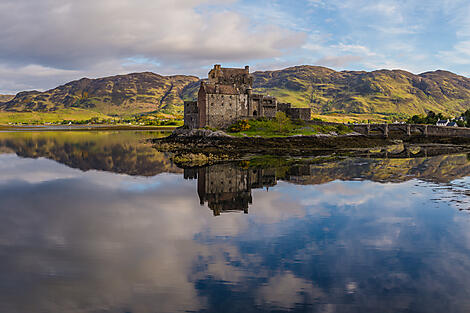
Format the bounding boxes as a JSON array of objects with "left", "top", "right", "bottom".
[{"left": 0, "top": 0, "right": 469, "bottom": 93}]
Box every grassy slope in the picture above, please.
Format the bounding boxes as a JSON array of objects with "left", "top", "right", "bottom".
[
  {"left": 252, "top": 66, "right": 470, "bottom": 117},
  {"left": 0, "top": 95, "right": 14, "bottom": 103},
  {"left": 0, "top": 108, "right": 110, "bottom": 124},
  {"left": 227, "top": 118, "right": 352, "bottom": 137},
  {"left": 1, "top": 73, "right": 199, "bottom": 117}
]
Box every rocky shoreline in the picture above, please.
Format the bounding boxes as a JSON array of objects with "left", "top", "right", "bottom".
[{"left": 151, "top": 128, "right": 470, "bottom": 167}]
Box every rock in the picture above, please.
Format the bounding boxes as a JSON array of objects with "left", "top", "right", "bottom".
[{"left": 171, "top": 127, "right": 232, "bottom": 138}]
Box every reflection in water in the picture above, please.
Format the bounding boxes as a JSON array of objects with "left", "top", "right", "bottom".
[
  {"left": 186, "top": 156, "right": 470, "bottom": 214},
  {"left": 0, "top": 131, "right": 181, "bottom": 176},
  {"left": 185, "top": 165, "right": 276, "bottom": 215},
  {"left": 2, "top": 131, "right": 470, "bottom": 312}
]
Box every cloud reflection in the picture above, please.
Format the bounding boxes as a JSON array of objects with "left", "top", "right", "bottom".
[{"left": 2, "top": 155, "right": 470, "bottom": 312}]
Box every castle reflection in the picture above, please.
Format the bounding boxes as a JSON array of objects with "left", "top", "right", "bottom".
[
  {"left": 185, "top": 164, "right": 277, "bottom": 215},
  {"left": 186, "top": 152, "right": 470, "bottom": 214}
]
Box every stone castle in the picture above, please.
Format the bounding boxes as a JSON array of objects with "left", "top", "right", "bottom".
[{"left": 184, "top": 65, "right": 311, "bottom": 129}]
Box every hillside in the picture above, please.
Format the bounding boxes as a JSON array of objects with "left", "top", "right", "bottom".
[
  {"left": 2, "top": 66, "right": 470, "bottom": 118},
  {"left": 0, "top": 95, "right": 14, "bottom": 104},
  {"left": 252, "top": 66, "right": 470, "bottom": 116},
  {"left": 0, "top": 73, "right": 198, "bottom": 116}
]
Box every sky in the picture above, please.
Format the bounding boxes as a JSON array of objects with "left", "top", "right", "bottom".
[{"left": 1, "top": 0, "right": 470, "bottom": 94}]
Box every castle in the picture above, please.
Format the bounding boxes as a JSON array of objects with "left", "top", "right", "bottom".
[{"left": 184, "top": 65, "right": 311, "bottom": 129}]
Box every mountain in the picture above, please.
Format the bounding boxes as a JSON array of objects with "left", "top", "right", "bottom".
[
  {"left": 0, "top": 73, "right": 198, "bottom": 116},
  {"left": 252, "top": 66, "right": 470, "bottom": 116},
  {"left": 2, "top": 66, "right": 470, "bottom": 117}
]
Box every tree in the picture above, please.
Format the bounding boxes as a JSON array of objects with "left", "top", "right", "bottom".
[{"left": 275, "top": 111, "right": 291, "bottom": 133}]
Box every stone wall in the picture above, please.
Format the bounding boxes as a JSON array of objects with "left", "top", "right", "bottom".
[
  {"left": 198, "top": 85, "right": 207, "bottom": 128},
  {"left": 183, "top": 101, "right": 199, "bottom": 129},
  {"left": 277, "top": 102, "right": 292, "bottom": 113},
  {"left": 205, "top": 94, "right": 244, "bottom": 128},
  {"left": 286, "top": 107, "right": 311, "bottom": 120}
]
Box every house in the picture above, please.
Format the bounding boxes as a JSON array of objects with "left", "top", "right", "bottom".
[
  {"left": 436, "top": 119, "right": 449, "bottom": 126},
  {"left": 184, "top": 65, "right": 311, "bottom": 129},
  {"left": 448, "top": 121, "right": 458, "bottom": 127}
]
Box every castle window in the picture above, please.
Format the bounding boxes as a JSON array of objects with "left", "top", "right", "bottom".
[{"left": 253, "top": 110, "right": 258, "bottom": 116}]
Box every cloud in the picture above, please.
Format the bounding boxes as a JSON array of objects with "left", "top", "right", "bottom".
[
  {"left": 0, "top": 0, "right": 305, "bottom": 77},
  {"left": 315, "top": 55, "right": 363, "bottom": 67}
]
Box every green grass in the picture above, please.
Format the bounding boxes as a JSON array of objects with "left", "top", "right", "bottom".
[
  {"left": 227, "top": 117, "right": 352, "bottom": 137},
  {"left": 0, "top": 108, "right": 184, "bottom": 126},
  {"left": 0, "top": 108, "right": 109, "bottom": 125}
]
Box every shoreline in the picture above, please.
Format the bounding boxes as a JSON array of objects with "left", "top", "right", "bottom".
[
  {"left": 0, "top": 125, "right": 177, "bottom": 132},
  {"left": 152, "top": 129, "right": 470, "bottom": 167}
]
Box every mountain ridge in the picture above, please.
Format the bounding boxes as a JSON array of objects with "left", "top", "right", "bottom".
[{"left": 2, "top": 66, "right": 470, "bottom": 118}]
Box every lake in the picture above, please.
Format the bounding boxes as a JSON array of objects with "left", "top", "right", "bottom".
[{"left": 1, "top": 130, "right": 470, "bottom": 313}]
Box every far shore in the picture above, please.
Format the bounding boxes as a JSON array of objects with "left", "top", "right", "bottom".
[{"left": 0, "top": 124, "right": 177, "bottom": 131}]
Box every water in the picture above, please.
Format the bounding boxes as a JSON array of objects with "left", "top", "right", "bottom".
[{"left": 1, "top": 131, "right": 470, "bottom": 313}]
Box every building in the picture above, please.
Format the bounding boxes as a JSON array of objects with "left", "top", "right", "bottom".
[
  {"left": 184, "top": 65, "right": 311, "bottom": 129},
  {"left": 436, "top": 119, "right": 450, "bottom": 126}
]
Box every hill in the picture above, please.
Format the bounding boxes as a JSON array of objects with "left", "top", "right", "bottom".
[
  {"left": 2, "top": 66, "right": 470, "bottom": 119},
  {"left": 252, "top": 66, "right": 470, "bottom": 117},
  {"left": 0, "top": 72, "right": 198, "bottom": 117}
]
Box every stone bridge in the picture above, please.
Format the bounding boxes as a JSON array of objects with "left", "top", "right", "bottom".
[
  {"left": 310, "top": 121, "right": 470, "bottom": 138},
  {"left": 351, "top": 123, "right": 470, "bottom": 138}
]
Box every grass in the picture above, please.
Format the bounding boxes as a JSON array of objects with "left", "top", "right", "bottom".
[
  {"left": 226, "top": 116, "right": 352, "bottom": 137},
  {"left": 311, "top": 113, "right": 407, "bottom": 124},
  {"left": 0, "top": 108, "right": 183, "bottom": 126},
  {"left": 0, "top": 108, "right": 109, "bottom": 125}
]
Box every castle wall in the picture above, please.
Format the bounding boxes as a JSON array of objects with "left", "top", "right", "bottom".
[
  {"left": 205, "top": 94, "right": 238, "bottom": 128},
  {"left": 183, "top": 101, "right": 199, "bottom": 129},
  {"left": 261, "top": 103, "right": 277, "bottom": 118},
  {"left": 204, "top": 93, "right": 249, "bottom": 128},
  {"left": 277, "top": 102, "right": 291, "bottom": 113},
  {"left": 286, "top": 107, "right": 311, "bottom": 120},
  {"left": 198, "top": 86, "right": 207, "bottom": 128}
]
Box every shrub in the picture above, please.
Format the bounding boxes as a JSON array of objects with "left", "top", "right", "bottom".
[
  {"left": 275, "top": 111, "right": 291, "bottom": 132},
  {"left": 227, "top": 119, "right": 251, "bottom": 132}
]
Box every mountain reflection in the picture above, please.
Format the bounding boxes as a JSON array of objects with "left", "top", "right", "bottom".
[
  {"left": 186, "top": 154, "right": 470, "bottom": 214},
  {"left": 0, "top": 131, "right": 181, "bottom": 176}
]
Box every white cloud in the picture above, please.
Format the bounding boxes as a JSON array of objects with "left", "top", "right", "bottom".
[
  {"left": 0, "top": 0, "right": 306, "bottom": 93},
  {"left": 316, "top": 55, "right": 363, "bottom": 67}
]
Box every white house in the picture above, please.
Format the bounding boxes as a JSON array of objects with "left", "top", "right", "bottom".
[{"left": 436, "top": 119, "right": 449, "bottom": 126}]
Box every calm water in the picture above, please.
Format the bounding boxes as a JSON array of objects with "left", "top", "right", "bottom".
[{"left": 2, "top": 131, "right": 470, "bottom": 313}]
